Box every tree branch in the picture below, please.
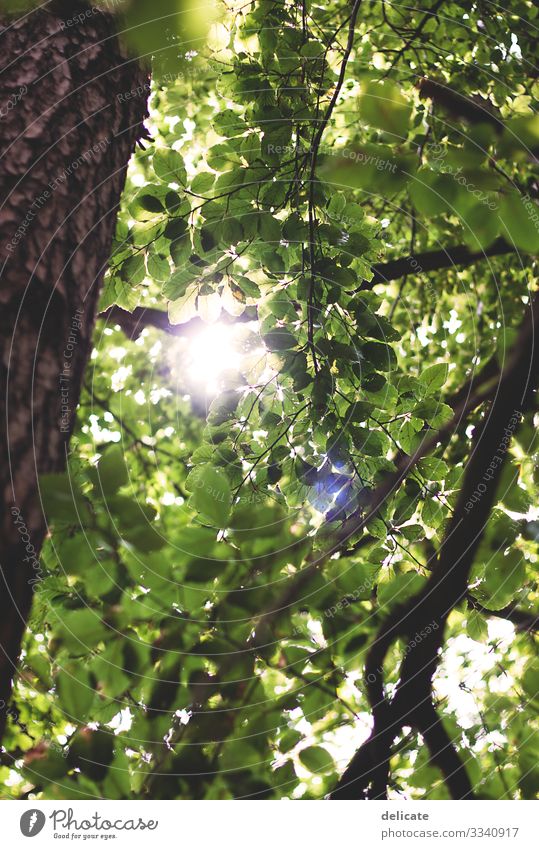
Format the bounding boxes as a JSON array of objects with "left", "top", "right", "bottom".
[
  {"left": 307, "top": 0, "right": 363, "bottom": 370},
  {"left": 100, "top": 304, "right": 256, "bottom": 339},
  {"left": 383, "top": 0, "right": 445, "bottom": 76},
  {"left": 467, "top": 596, "right": 539, "bottom": 634},
  {"left": 355, "top": 237, "right": 516, "bottom": 292},
  {"left": 418, "top": 77, "right": 504, "bottom": 132},
  {"left": 254, "top": 357, "right": 504, "bottom": 637},
  {"left": 104, "top": 238, "right": 519, "bottom": 342},
  {"left": 330, "top": 289, "right": 539, "bottom": 799},
  {"left": 414, "top": 700, "right": 474, "bottom": 799}
]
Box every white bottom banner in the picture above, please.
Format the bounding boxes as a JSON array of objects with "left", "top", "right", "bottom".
[{"left": 0, "top": 800, "right": 537, "bottom": 848}]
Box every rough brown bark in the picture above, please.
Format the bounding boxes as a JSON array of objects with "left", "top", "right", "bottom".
[{"left": 0, "top": 5, "right": 148, "bottom": 743}]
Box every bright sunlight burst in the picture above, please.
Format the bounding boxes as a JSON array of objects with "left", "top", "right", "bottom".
[{"left": 185, "top": 322, "right": 242, "bottom": 396}]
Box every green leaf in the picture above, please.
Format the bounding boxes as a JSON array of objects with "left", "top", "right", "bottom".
[
  {"left": 236, "top": 275, "right": 261, "bottom": 299},
  {"left": 409, "top": 170, "right": 457, "bottom": 217},
  {"left": 122, "top": 524, "right": 166, "bottom": 552},
  {"left": 467, "top": 610, "right": 488, "bottom": 642},
  {"left": 121, "top": 253, "right": 146, "bottom": 284},
  {"left": 153, "top": 149, "right": 187, "bottom": 185},
  {"left": 146, "top": 251, "right": 170, "bottom": 282},
  {"left": 499, "top": 192, "right": 539, "bottom": 253},
  {"left": 359, "top": 81, "right": 412, "bottom": 137},
  {"left": 398, "top": 417, "right": 423, "bottom": 453},
  {"left": 221, "top": 217, "right": 244, "bottom": 246},
  {"left": 191, "top": 171, "right": 215, "bottom": 194},
  {"left": 282, "top": 213, "right": 308, "bottom": 243},
  {"left": 97, "top": 445, "right": 129, "bottom": 495},
  {"left": 417, "top": 457, "right": 449, "bottom": 480},
  {"left": 55, "top": 608, "right": 108, "bottom": 651},
  {"left": 168, "top": 287, "right": 198, "bottom": 324},
  {"left": 40, "top": 474, "right": 87, "bottom": 523},
  {"left": 219, "top": 742, "right": 261, "bottom": 772},
  {"left": 188, "top": 465, "right": 232, "bottom": 527},
  {"left": 137, "top": 194, "right": 165, "bottom": 214},
  {"left": 422, "top": 497, "right": 445, "bottom": 529},
  {"left": 378, "top": 573, "right": 426, "bottom": 612},
  {"left": 56, "top": 665, "right": 95, "bottom": 721},
  {"left": 258, "top": 213, "right": 282, "bottom": 243},
  {"left": 213, "top": 109, "right": 247, "bottom": 137},
  {"left": 522, "top": 659, "right": 539, "bottom": 701},
  {"left": 56, "top": 533, "right": 100, "bottom": 576},
  {"left": 263, "top": 328, "right": 298, "bottom": 351},
  {"left": 298, "top": 746, "right": 335, "bottom": 774},
  {"left": 420, "top": 363, "right": 449, "bottom": 394},
  {"left": 362, "top": 341, "right": 397, "bottom": 371},
  {"left": 481, "top": 549, "right": 526, "bottom": 609},
  {"left": 351, "top": 426, "right": 385, "bottom": 456}
]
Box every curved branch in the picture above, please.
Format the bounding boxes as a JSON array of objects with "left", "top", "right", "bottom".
[
  {"left": 254, "top": 359, "right": 500, "bottom": 638},
  {"left": 414, "top": 700, "right": 473, "bottom": 799},
  {"left": 331, "top": 289, "right": 539, "bottom": 800},
  {"left": 467, "top": 596, "right": 539, "bottom": 634},
  {"left": 330, "top": 721, "right": 394, "bottom": 799}
]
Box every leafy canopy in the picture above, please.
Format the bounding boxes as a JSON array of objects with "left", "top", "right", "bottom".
[{"left": 4, "top": 0, "right": 539, "bottom": 801}]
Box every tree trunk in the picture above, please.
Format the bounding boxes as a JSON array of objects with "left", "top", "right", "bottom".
[{"left": 0, "top": 5, "right": 148, "bottom": 743}]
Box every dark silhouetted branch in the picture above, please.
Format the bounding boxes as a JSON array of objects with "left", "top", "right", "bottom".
[
  {"left": 331, "top": 289, "right": 539, "bottom": 800},
  {"left": 418, "top": 77, "right": 504, "bottom": 131},
  {"left": 106, "top": 243, "right": 519, "bottom": 339},
  {"left": 356, "top": 238, "right": 516, "bottom": 292},
  {"left": 467, "top": 597, "right": 539, "bottom": 634},
  {"left": 100, "top": 304, "right": 256, "bottom": 339},
  {"left": 414, "top": 700, "right": 474, "bottom": 799}
]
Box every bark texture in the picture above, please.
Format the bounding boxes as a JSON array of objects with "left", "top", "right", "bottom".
[{"left": 0, "top": 5, "right": 148, "bottom": 742}]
